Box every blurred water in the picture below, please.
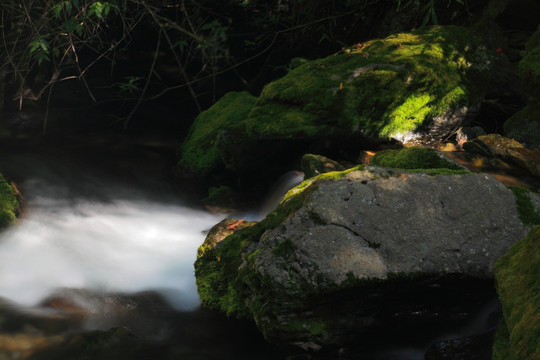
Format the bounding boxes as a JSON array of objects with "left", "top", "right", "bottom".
[{"left": 0, "top": 149, "right": 224, "bottom": 311}]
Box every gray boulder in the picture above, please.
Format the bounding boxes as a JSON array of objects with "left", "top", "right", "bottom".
[
  {"left": 257, "top": 168, "right": 528, "bottom": 292},
  {"left": 195, "top": 167, "right": 531, "bottom": 351}
]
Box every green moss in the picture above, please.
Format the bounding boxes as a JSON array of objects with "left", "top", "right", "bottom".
[
  {"left": 180, "top": 26, "right": 495, "bottom": 179},
  {"left": 286, "top": 318, "right": 329, "bottom": 339},
  {"left": 371, "top": 147, "right": 463, "bottom": 170},
  {"left": 245, "top": 26, "right": 489, "bottom": 140},
  {"left": 178, "top": 91, "right": 256, "bottom": 177},
  {"left": 494, "top": 226, "right": 540, "bottom": 360},
  {"left": 492, "top": 320, "right": 511, "bottom": 360},
  {"left": 0, "top": 175, "right": 18, "bottom": 228},
  {"left": 509, "top": 187, "right": 540, "bottom": 226}
]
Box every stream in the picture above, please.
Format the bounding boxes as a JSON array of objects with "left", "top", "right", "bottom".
[{"left": 0, "top": 137, "right": 500, "bottom": 359}]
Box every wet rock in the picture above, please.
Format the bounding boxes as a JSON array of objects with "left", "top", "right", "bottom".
[{"left": 463, "top": 134, "right": 540, "bottom": 177}]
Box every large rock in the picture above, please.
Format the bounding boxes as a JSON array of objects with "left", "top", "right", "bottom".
[
  {"left": 179, "top": 25, "right": 500, "bottom": 182},
  {"left": 195, "top": 166, "right": 531, "bottom": 351}
]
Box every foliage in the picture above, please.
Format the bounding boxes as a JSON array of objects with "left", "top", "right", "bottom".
[
  {"left": 0, "top": 0, "right": 391, "bottom": 133},
  {"left": 396, "top": 0, "right": 467, "bottom": 26},
  {"left": 0, "top": 0, "right": 238, "bottom": 130}
]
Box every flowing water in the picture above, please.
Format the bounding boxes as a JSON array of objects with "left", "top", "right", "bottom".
[
  {"left": 0, "top": 139, "right": 499, "bottom": 359},
  {"left": 0, "top": 139, "right": 293, "bottom": 359}
]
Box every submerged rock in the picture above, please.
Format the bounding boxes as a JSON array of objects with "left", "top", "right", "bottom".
[{"left": 195, "top": 166, "right": 531, "bottom": 351}]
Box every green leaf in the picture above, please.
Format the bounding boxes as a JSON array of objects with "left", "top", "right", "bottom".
[{"left": 52, "top": 4, "right": 62, "bottom": 18}]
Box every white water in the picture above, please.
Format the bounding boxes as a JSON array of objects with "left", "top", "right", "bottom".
[
  {"left": 0, "top": 149, "right": 304, "bottom": 312},
  {"left": 0, "top": 151, "right": 225, "bottom": 311}
]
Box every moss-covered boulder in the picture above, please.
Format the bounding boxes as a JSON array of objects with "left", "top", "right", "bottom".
[
  {"left": 0, "top": 174, "right": 19, "bottom": 227},
  {"left": 179, "top": 26, "right": 500, "bottom": 182},
  {"left": 195, "top": 166, "right": 529, "bottom": 352},
  {"left": 246, "top": 25, "right": 492, "bottom": 145},
  {"left": 493, "top": 226, "right": 540, "bottom": 360},
  {"left": 370, "top": 147, "right": 463, "bottom": 170},
  {"left": 177, "top": 91, "right": 257, "bottom": 178}
]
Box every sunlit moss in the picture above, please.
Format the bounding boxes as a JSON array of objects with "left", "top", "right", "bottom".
[
  {"left": 371, "top": 147, "right": 463, "bottom": 170},
  {"left": 246, "top": 25, "right": 490, "bottom": 141}
]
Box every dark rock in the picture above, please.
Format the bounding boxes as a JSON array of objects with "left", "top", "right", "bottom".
[
  {"left": 463, "top": 134, "right": 540, "bottom": 176},
  {"left": 425, "top": 330, "right": 495, "bottom": 360}
]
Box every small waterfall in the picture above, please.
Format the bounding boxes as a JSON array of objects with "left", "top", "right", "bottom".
[{"left": 252, "top": 170, "right": 304, "bottom": 220}]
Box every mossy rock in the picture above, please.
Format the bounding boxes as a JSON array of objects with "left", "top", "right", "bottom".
[
  {"left": 300, "top": 154, "right": 346, "bottom": 179},
  {"left": 177, "top": 91, "right": 257, "bottom": 178},
  {"left": 179, "top": 26, "right": 498, "bottom": 181},
  {"left": 0, "top": 174, "right": 18, "bottom": 227},
  {"left": 370, "top": 147, "right": 463, "bottom": 170},
  {"left": 246, "top": 25, "right": 492, "bottom": 143},
  {"left": 504, "top": 104, "right": 540, "bottom": 150},
  {"left": 493, "top": 226, "right": 540, "bottom": 360}
]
